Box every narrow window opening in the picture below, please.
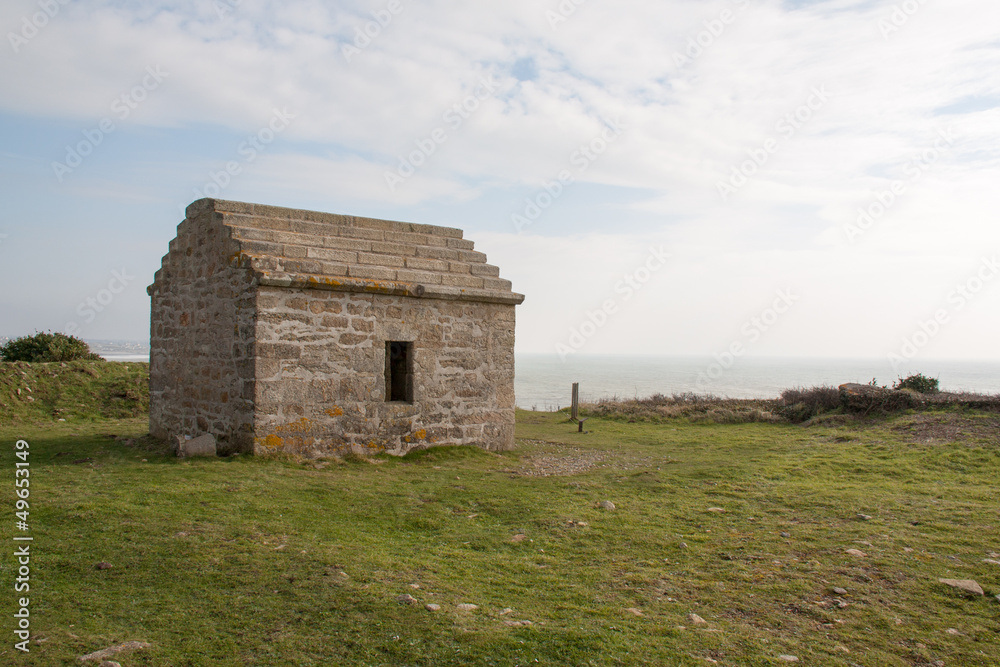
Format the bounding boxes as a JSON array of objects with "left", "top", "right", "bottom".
[{"left": 386, "top": 341, "right": 413, "bottom": 403}]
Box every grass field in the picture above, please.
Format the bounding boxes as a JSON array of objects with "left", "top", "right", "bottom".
[{"left": 2, "top": 401, "right": 998, "bottom": 665}]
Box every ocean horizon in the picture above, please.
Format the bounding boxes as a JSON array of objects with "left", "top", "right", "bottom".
[
  {"left": 81, "top": 341, "right": 1000, "bottom": 410},
  {"left": 513, "top": 354, "right": 1000, "bottom": 411}
]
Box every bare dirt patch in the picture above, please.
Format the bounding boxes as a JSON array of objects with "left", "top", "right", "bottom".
[{"left": 891, "top": 413, "right": 1000, "bottom": 445}]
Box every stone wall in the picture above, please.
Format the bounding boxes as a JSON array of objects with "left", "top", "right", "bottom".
[
  {"left": 148, "top": 202, "right": 257, "bottom": 454},
  {"left": 251, "top": 285, "right": 517, "bottom": 457}
]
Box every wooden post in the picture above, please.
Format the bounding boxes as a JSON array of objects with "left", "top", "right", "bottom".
[{"left": 571, "top": 383, "right": 579, "bottom": 422}]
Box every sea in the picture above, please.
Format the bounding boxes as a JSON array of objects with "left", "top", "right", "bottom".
[{"left": 85, "top": 342, "right": 1000, "bottom": 411}]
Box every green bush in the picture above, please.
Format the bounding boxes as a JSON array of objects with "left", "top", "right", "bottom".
[
  {"left": 0, "top": 332, "right": 103, "bottom": 363},
  {"left": 893, "top": 373, "right": 939, "bottom": 394},
  {"left": 779, "top": 386, "right": 841, "bottom": 423}
]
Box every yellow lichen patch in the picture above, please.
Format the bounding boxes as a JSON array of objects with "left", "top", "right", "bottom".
[
  {"left": 325, "top": 407, "right": 344, "bottom": 418},
  {"left": 414, "top": 429, "right": 427, "bottom": 440},
  {"left": 260, "top": 434, "right": 284, "bottom": 449},
  {"left": 276, "top": 418, "right": 314, "bottom": 434}
]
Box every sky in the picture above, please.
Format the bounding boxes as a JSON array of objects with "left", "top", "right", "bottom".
[{"left": 1, "top": 0, "right": 999, "bottom": 367}]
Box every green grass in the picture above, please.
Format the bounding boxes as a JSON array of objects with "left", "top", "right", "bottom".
[
  {"left": 0, "top": 361, "right": 149, "bottom": 423},
  {"left": 2, "top": 407, "right": 998, "bottom": 665}
]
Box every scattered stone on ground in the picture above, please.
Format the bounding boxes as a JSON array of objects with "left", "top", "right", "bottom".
[
  {"left": 457, "top": 603, "right": 479, "bottom": 612},
  {"left": 857, "top": 514, "right": 873, "bottom": 521},
  {"left": 515, "top": 443, "right": 612, "bottom": 476},
  {"left": 503, "top": 620, "right": 534, "bottom": 628},
  {"left": 499, "top": 608, "right": 514, "bottom": 616},
  {"left": 832, "top": 587, "right": 848, "bottom": 595},
  {"left": 79, "top": 642, "right": 152, "bottom": 663},
  {"left": 397, "top": 594, "right": 418, "bottom": 605},
  {"left": 983, "top": 559, "right": 1000, "bottom": 566},
  {"left": 98, "top": 662, "right": 121, "bottom": 667},
  {"left": 835, "top": 646, "right": 850, "bottom": 654},
  {"left": 845, "top": 549, "right": 868, "bottom": 558},
  {"left": 780, "top": 532, "right": 791, "bottom": 538},
  {"left": 511, "top": 534, "right": 527, "bottom": 542},
  {"left": 599, "top": 500, "right": 616, "bottom": 511},
  {"left": 837, "top": 601, "right": 849, "bottom": 609},
  {"left": 687, "top": 613, "right": 708, "bottom": 626},
  {"left": 409, "top": 583, "right": 420, "bottom": 589},
  {"left": 777, "top": 655, "right": 799, "bottom": 663},
  {"left": 946, "top": 628, "right": 962, "bottom": 635},
  {"left": 176, "top": 433, "right": 217, "bottom": 458},
  {"left": 706, "top": 507, "right": 726, "bottom": 513},
  {"left": 95, "top": 562, "right": 113, "bottom": 570},
  {"left": 425, "top": 604, "right": 441, "bottom": 612},
  {"left": 938, "top": 579, "right": 985, "bottom": 596},
  {"left": 625, "top": 608, "right": 644, "bottom": 616}
]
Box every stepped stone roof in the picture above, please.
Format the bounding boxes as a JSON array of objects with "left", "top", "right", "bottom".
[{"left": 151, "top": 198, "right": 524, "bottom": 306}]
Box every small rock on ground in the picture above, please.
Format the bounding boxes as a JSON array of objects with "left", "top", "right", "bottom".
[
  {"left": 706, "top": 507, "right": 726, "bottom": 513},
  {"left": 503, "top": 620, "right": 534, "bottom": 627},
  {"left": 98, "top": 662, "right": 121, "bottom": 667},
  {"left": 95, "top": 562, "right": 113, "bottom": 570},
  {"left": 425, "top": 604, "right": 441, "bottom": 612},
  {"left": 983, "top": 559, "right": 1000, "bottom": 566},
  {"left": 625, "top": 608, "right": 643, "bottom": 616},
  {"left": 397, "top": 594, "right": 418, "bottom": 605},
  {"left": 777, "top": 656, "right": 799, "bottom": 663},
  {"left": 511, "top": 534, "right": 527, "bottom": 542},
  {"left": 938, "top": 578, "right": 985, "bottom": 596},
  {"left": 780, "top": 532, "right": 791, "bottom": 538},
  {"left": 79, "top": 642, "right": 152, "bottom": 663},
  {"left": 599, "top": 501, "right": 616, "bottom": 510},
  {"left": 832, "top": 587, "right": 848, "bottom": 595},
  {"left": 845, "top": 549, "right": 868, "bottom": 557},
  {"left": 457, "top": 603, "right": 479, "bottom": 612},
  {"left": 687, "top": 613, "right": 708, "bottom": 625},
  {"left": 857, "top": 514, "right": 872, "bottom": 521}
]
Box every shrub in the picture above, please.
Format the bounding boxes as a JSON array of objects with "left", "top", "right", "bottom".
[
  {"left": 779, "top": 386, "right": 841, "bottom": 423},
  {"left": 893, "top": 373, "right": 939, "bottom": 394},
  {"left": 0, "top": 332, "right": 103, "bottom": 363}
]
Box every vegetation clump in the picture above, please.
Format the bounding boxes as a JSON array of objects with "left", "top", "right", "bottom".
[
  {"left": 0, "top": 331, "right": 103, "bottom": 362},
  {"left": 894, "top": 373, "right": 940, "bottom": 394}
]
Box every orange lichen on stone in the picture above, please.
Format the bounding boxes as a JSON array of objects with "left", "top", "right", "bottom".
[
  {"left": 325, "top": 407, "right": 344, "bottom": 417},
  {"left": 276, "top": 418, "right": 314, "bottom": 434},
  {"left": 415, "top": 429, "right": 427, "bottom": 440},
  {"left": 261, "top": 434, "right": 284, "bottom": 449}
]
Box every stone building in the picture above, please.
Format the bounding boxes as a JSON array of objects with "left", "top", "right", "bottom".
[{"left": 148, "top": 198, "right": 524, "bottom": 457}]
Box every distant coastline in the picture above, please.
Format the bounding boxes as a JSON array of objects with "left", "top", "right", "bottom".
[{"left": 46, "top": 341, "right": 999, "bottom": 410}]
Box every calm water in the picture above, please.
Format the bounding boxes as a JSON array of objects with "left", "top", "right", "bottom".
[
  {"left": 89, "top": 341, "right": 1000, "bottom": 410},
  {"left": 514, "top": 354, "right": 1000, "bottom": 410}
]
